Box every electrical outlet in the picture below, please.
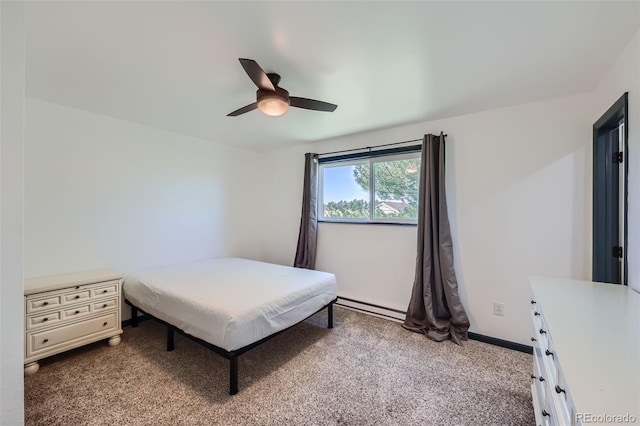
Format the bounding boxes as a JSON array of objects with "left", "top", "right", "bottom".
[{"left": 493, "top": 302, "right": 504, "bottom": 316}]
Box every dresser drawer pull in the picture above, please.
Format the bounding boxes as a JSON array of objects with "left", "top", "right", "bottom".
[
  {"left": 542, "top": 410, "right": 550, "bottom": 417},
  {"left": 539, "top": 328, "right": 546, "bottom": 334},
  {"left": 75, "top": 295, "right": 80, "bottom": 299},
  {"left": 42, "top": 338, "right": 49, "bottom": 344},
  {"left": 531, "top": 337, "right": 537, "bottom": 342},
  {"left": 555, "top": 385, "right": 566, "bottom": 394},
  {"left": 531, "top": 300, "right": 536, "bottom": 304},
  {"left": 103, "top": 322, "right": 108, "bottom": 327},
  {"left": 103, "top": 304, "right": 107, "bottom": 308},
  {"left": 43, "top": 301, "right": 49, "bottom": 306},
  {"left": 75, "top": 286, "right": 80, "bottom": 289},
  {"left": 534, "top": 311, "right": 540, "bottom": 316},
  {"left": 75, "top": 310, "right": 80, "bottom": 314},
  {"left": 102, "top": 290, "right": 108, "bottom": 294},
  {"left": 545, "top": 349, "right": 554, "bottom": 358},
  {"left": 43, "top": 317, "right": 48, "bottom": 322},
  {"left": 539, "top": 376, "right": 545, "bottom": 382}
]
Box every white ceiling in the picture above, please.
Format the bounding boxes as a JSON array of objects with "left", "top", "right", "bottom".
[{"left": 25, "top": 1, "right": 639, "bottom": 151}]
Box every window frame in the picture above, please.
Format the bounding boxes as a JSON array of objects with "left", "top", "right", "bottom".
[{"left": 317, "top": 145, "right": 422, "bottom": 225}]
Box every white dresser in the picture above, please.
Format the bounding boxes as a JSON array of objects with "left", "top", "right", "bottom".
[
  {"left": 529, "top": 277, "right": 640, "bottom": 426},
  {"left": 24, "top": 269, "right": 124, "bottom": 375}
]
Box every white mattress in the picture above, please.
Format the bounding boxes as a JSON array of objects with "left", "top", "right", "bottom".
[{"left": 123, "top": 258, "right": 337, "bottom": 351}]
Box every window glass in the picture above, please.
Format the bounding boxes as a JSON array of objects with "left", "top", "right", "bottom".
[
  {"left": 318, "top": 150, "right": 420, "bottom": 224},
  {"left": 373, "top": 157, "right": 420, "bottom": 220},
  {"left": 321, "top": 161, "right": 370, "bottom": 219}
]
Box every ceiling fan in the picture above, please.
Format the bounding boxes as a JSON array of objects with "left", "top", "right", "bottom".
[{"left": 227, "top": 58, "right": 337, "bottom": 117}]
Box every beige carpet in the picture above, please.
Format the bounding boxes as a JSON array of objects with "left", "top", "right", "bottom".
[{"left": 25, "top": 306, "right": 534, "bottom": 425}]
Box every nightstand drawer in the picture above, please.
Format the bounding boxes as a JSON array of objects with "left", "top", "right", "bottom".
[
  {"left": 92, "top": 282, "right": 118, "bottom": 298},
  {"left": 64, "top": 289, "right": 91, "bottom": 304},
  {"left": 27, "top": 295, "right": 62, "bottom": 314},
  {"left": 93, "top": 298, "right": 118, "bottom": 312},
  {"left": 62, "top": 304, "right": 92, "bottom": 320},
  {"left": 27, "top": 312, "right": 62, "bottom": 330},
  {"left": 28, "top": 312, "right": 118, "bottom": 354}
]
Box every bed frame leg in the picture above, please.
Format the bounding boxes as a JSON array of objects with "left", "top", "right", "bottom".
[
  {"left": 328, "top": 303, "right": 334, "bottom": 329},
  {"left": 230, "top": 357, "right": 239, "bottom": 395},
  {"left": 167, "top": 327, "right": 174, "bottom": 351},
  {"left": 131, "top": 305, "right": 138, "bottom": 328}
]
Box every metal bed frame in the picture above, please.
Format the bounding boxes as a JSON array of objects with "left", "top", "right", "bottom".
[{"left": 125, "top": 298, "right": 336, "bottom": 395}]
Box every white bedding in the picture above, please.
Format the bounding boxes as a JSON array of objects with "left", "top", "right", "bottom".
[{"left": 123, "top": 258, "right": 337, "bottom": 351}]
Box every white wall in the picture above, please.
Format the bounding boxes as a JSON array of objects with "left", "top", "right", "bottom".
[
  {"left": 25, "top": 98, "right": 262, "bottom": 317},
  {"left": 0, "top": 1, "right": 26, "bottom": 424},
  {"left": 592, "top": 29, "right": 640, "bottom": 292},
  {"left": 261, "top": 92, "right": 596, "bottom": 345}
]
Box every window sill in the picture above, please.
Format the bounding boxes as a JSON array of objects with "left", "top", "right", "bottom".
[{"left": 318, "top": 220, "right": 418, "bottom": 227}]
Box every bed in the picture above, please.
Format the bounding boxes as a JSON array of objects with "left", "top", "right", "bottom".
[{"left": 123, "top": 257, "right": 338, "bottom": 395}]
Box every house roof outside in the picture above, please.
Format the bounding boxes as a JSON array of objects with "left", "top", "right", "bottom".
[{"left": 377, "top": 200, "right": 412, "bottom": 215}]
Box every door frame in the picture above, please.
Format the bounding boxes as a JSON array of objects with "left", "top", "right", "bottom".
[{"left": 593, "top": 92, "right": 628, "bottom": 285}]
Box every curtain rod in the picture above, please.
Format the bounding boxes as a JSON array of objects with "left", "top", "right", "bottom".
[{"left": 316, "top": 134, "right": 447, "bottom": 157}]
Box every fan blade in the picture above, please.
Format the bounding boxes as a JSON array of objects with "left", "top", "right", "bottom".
[
  {"left": 227, "top": 102, "right": 258, "bottom": 117},
  {"left": 289, "top": 97, "right": 337, "bottom": 112},
  {"left": 239, "top": 58, "right": 276, "bottom": 91}
]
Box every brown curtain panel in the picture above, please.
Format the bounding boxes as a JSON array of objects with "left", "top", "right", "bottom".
[
  {"left": 294, "top": 153, "right": 319, "bottom": 269},
  {"left": 403, "top": 133, "right": 470, "bottom": 345}
]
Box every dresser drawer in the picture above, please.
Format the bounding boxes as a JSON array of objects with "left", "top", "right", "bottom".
[
  {"left": 26, "top": 294, "right": 63, "bottom": 314},
  {"left": 27, "top": 312, "right": 118, "bottom": 355},
  {"left": 92, "top": 281, "right": 118, "bottom": 298},
  {"left": 62, "top": 303, "right": 92, "bottom": 320},
  {"left": 543, "top": 386, "right": 559, "bottom": 426},
  {"left": 533, "top": 348, "right": 546, "bottom": 405},
  {"left": 27, "top": 311, "right": 62, "bottom": 330},
  {"left": 553, "top": 368, "right": 577, "bottom": 425}
]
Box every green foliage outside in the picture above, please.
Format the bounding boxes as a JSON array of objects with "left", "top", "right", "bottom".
[
  {"left": 322, "top": 157, "right": 421, "bottom": 219},
  {"left": 323, "top": 199, "right": 369, "bottom": 218}
]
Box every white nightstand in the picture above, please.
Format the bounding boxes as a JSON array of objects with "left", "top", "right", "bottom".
[{"left": 24, "top": 269, "right": 124, "bottom": 375}]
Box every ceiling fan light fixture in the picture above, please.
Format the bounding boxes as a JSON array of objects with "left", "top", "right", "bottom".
[
  {"left": 227, "top": 59, "right": 337, "bottom": 117},
  {"left": 258, "top": 93, "right": 289, "bottom": 117}
]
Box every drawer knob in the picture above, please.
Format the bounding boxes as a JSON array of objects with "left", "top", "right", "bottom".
[
  {"left": 43, "top": 338, "right": 49, "bottom": 344},
  {"left": 555, "top": 385, "right": 566, "bottom": 394},
  {"left": 103, "top": 303, "right": 107, "bottom": 308},
  {"left": 75, "top": 286, "right": 80, "bottom": 289},
  {"left": 531, "top": 337, "right": 537, "bottom": 342},
  {"left": 43, "top": 317, "right": 48, "bottom": 322},
  {"left": 539, "top": 376, "right": 545, "bottom": 382},
  {"left": 75, "top": 310, "right": 80, "bottom": 314},
  {"left": 530, "top": 300, "right": 536, "bottom": 304},
  {"left": 545, "top": 349, "right": 554, "bottom": 359},
  {"left": 103, "top": 322, "right": 108, "bottom": 326},
  {"left": 103, "top": 290, "right": 108, "bottom": 293},
  {"left": 43, "top": 301, "right": 49, "bottom": 306},
  {"left": 539, "top": 328, "right": 546, "bottom": 334},
  {"left": 542, "top": 410, "right": 550, "bottom": 417},
  {"left": 75, "top": 295, "right": 80, "bottom": 299},
  {"left": 534, "top": 312, "right": 540, "bottom": 316},
  {"left": 530, "top": 374, "right": 536, "bottom": 379}
]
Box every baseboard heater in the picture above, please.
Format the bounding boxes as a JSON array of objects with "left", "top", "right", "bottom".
[
  {"left": 335, "top": 296, "right": 406, "bottom": 322},
  {"left": 335, "top": 296, "right": 531, "bottom": 354}
]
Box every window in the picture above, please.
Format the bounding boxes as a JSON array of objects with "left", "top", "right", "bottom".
[{"left": 318, "top": 147, "right": 421, "bottom": 224}]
